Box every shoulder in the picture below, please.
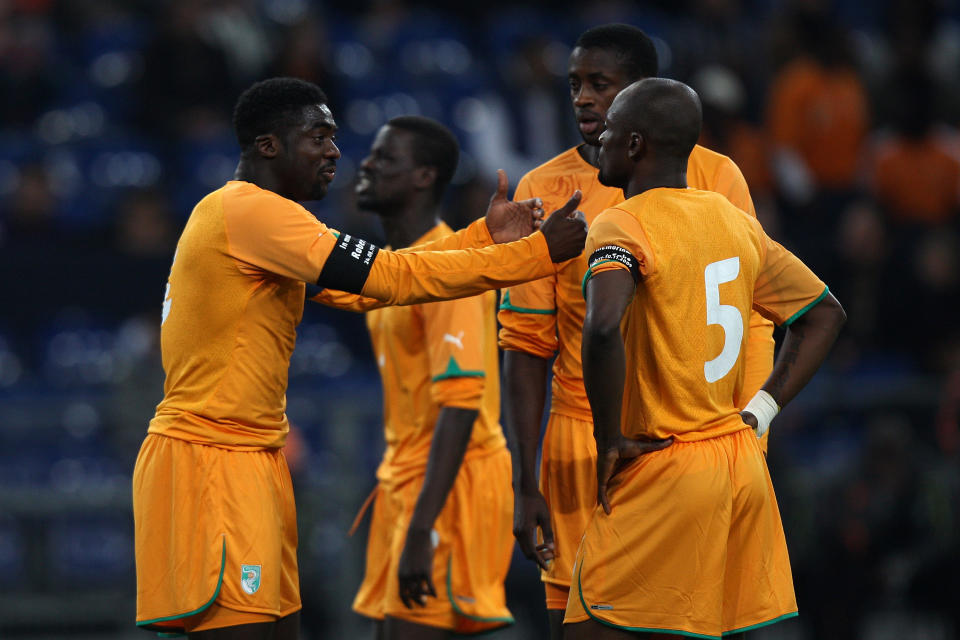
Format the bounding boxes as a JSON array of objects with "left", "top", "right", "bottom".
[{"left": 689, "top": 144, "right": 739, "bottom": 176}]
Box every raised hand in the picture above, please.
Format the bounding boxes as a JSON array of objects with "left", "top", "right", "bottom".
[
  {"left": 513, "top": 489, "right": 555, "bottom": 572},
  {"left": 597, "top": 435, "right": 672, "bottom": 515},
  {"left": 484, "top": 169, "right": 545, "bottom": 243},
  {"left": 540, "top": 191, "right": 587, "bottom": 262}
]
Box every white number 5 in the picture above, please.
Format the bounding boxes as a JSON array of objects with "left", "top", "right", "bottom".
[
  {"left": 704, "top": 257, "right": 743, "bottom": 383},
  {"left": 161, "top": 249, "right": 178, "bottom": 326}
]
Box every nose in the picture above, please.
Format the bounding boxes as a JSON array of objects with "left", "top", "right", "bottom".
[
  {"left": 327, "top": 139, "right": 341, "bottom": 160},
  {"left": 573, "top": 85, "right": 593, "bottom": 108},
  {"left": 359, "top": 153, "right": 374, "bottom": 171}
]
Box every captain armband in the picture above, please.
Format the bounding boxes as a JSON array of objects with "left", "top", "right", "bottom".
[
  {"left": 316, "top": 233, "right": 381, "bottom": 294},
  {"left": 588, "top": 245, "right": 640, "bottom": 285}
]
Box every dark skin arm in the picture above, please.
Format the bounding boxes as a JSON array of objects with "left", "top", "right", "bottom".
[
  {"left": 503, "top": 350, "right": 555, "bottom": 570},
  {"left": 397, "top": 406, "right": 476, "bottom": 609},
  {"left": 582, "top": 270, "right": 672, "bottom": 515},
  {"left": 742, "top": 292, "right": 846, "bottom": 427}
]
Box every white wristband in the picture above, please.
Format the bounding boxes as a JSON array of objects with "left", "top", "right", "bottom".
[{"left": 744, "top": 390, "right": 779, "bottom": 439}]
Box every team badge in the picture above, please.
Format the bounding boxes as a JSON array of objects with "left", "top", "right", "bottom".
[{"left": 241, "top": 564, "right": 261, "bottom": 595}]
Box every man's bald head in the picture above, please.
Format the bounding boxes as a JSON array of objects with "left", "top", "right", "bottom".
[{"left": 610, "top": 78, "right": 703, "bottom": 161}]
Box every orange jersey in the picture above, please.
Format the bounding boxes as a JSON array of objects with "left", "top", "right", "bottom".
[
  {"left": 498, "top": 145, "right": 766, "bottom": 420},
  {"left": 583, "top": 188, "right": 828, "bottom": 441},
  {"left": 151, "top": 181, "right": 554, "bottom": 450},
  {"left": 366, "top": 223, "right": 505, "bottom": 485}
]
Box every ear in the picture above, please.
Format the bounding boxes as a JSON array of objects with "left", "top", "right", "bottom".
[
  {"left": 627, "top": 132, "right": 645, "bottom": 161},
  {"left": 411, "top": 166, "right": 437, "bottom": 192},
  {"left": 254, "top": 134, "right": 281, "bottom": 159}
]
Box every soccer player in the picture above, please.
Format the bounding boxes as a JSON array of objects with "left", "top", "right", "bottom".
[
  {"left": 132, "top": 78, "right": 586, "bottom": 639},
  {"left": 499, "top": 24, "right": 774, "bottom": 637},
  {"left": 337, "top": 116, "right": 516, "bottom": 639},
  {"left": 568, "top": 78, "right": 846, "bottom": 639}
]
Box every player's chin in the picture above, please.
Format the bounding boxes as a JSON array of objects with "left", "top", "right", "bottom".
[
  {"left": 579, "top": 133, "right": 602, "bottom": 147},
  {"left": 309, "top": 183, "right": 329, "bottom": 200}
]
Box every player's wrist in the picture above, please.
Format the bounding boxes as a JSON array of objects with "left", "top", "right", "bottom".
[{"left": 744, "top": 390, "right": 779, "bottom": 438}]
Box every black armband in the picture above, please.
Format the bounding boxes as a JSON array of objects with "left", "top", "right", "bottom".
[
  {"left": 316, "top": 233, "right": 380, "bottom": 294},
  {"left": 588, "top": 245, "right": 640, "bottom": 284}
]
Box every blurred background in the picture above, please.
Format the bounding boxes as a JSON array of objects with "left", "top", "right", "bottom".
[{"left": 0, "top": 0, "right": 958, "bottom": 638}]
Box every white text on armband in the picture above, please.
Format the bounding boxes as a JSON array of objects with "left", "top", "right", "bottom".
[{"left": 589, "top": 245, "right": 640, "bottom": 284}]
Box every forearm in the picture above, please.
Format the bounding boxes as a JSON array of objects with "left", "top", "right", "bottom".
[
  {"left": 582, "top": 322, "right": 625, "bottom": 449},
  {"left": 361, "top": 232, "right": 552, "bottom": 305},
  {"left": 503, "top": 350, "right": 549, "bottom": 494},
  {"left": 762, "top": 293, "right": 846, "bottom": 408},
  {"left": 408, "top": 407, "right": 477, "bottom": 532}
]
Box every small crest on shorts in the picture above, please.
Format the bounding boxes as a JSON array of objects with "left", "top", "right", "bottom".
[{"left": 241, "top": 564, "right": 261, "bottom": 595}]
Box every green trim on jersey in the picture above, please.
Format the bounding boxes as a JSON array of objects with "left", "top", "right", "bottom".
[
  {"left": 576, "top": 560, "right": 797, "bottom": 638},
  {"left": 137, "top": 539, "right": 226, "bottom": 629},
  {"left": 580, "top": 259, "right": 628, "bottom": 299},
  {"left": 783, "top": 286, "right": 829, "bottom": 326},
  {"left": 724, "top": 612, "right": 799, "bottom": 635},
  {"left": 498, "top": 290, "right": 556, "bottom": 315},
  {"left": 446, "top": 556, "right": 515, "bottom": 628},
  {"left": 432, "top": 357, "right": 485, "bottom": 382}
]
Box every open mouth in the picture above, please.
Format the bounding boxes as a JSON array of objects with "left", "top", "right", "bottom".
[
  {"left": 320, "top": 167, "right": 336, "bottom": 182},
  {"left": 578, "top": 118, "right": 601, "bottom": 136},
  {"left": 355, "top": 174, "right": 372, "bottom": 193}
]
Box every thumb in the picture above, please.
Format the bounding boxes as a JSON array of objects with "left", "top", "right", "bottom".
[
  {"left": 555, "top": 190, "right": 582, "bottom": 217},
  {"left": 492, "top": 169, "right": 508, "bottom": 201}
]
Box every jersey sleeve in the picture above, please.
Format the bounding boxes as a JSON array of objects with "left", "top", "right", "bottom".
[
  {"left": 359, "top": 231, "right": 553, "bottom": 305},
  {"left": 423, "top": 294, "right": 489, "bottom": 410},
  {"left": 224, "top": 188, "right": 337, "bottom": 283},
  {"left": 752, "top": 230, "right": 829, "bottom": 326},
  {"left": 308, "top": 288, "right": 386, "bottom": 312},
  {"left": 581, "top": 208, "right": 655, "bottom": 296},
  {"left": 400, "top": 217, "right": 493, "bottom": 252},
  {"left": 497, "top": 174, "right": 558, "bottom": 359},
  {"left": 712, "top": 156, "right": 757, "bottom": 218}
]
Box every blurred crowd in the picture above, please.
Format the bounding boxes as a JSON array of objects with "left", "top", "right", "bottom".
[{"left": 0, "top": 0, "right": 958, "bottom": 638}]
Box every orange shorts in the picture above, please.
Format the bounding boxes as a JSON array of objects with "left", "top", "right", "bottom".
[
  {"left": 353, "top": 447, "right": 514, "bottom": 634},
  {"left": 564, "top": 428, "right": 798, "bottom": 638},
  {"left": 133, "top": 434, "right": 301, "bottom": 634},
  {"left": 539, "top": 411, "right": 597, "bottom": 606}
]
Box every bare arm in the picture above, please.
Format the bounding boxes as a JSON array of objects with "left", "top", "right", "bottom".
[
  {"left": 762, "top": 292, "right": 846, "bottom": 408},
  {"left": 397, "top": 406, "right": 476, "bottom": 608},
  {"left": 503, "top": 350, "right": 554, "bottom": 569}
]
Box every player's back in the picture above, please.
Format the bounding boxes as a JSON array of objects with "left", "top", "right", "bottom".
[
  {"left": 499, "top": 145, "right": 755, "bottom": 419},
  {"left": 588, "top": 187, "right": 765, "bottom": 441}
]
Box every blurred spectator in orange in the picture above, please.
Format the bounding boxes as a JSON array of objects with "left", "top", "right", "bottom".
[
  {"left": 870, "top": 68, "right": 960, "bottom": 226},
  {"left": 766, "top": 4, "right": 869, "bottom": 201}
]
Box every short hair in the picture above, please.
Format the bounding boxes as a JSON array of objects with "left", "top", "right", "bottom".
[
  {"left": 233, "top": 77, "right": 328, "bottom": 149},
  {"left": 386, "top": 116, "right": 460, "bottom": 199},
  {"left": 575, "top": 24, "right": 659, "bottom": 80}
]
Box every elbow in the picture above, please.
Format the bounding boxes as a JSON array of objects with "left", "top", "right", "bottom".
[{"left": 823, "top": 292, "right": 847, "bottom": 333}]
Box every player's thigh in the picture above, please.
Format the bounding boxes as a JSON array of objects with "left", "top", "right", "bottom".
[{"left": 548, "top": 609, "right": 565, "bottom": 640}]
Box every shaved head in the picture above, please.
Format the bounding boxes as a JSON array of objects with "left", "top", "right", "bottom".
[{"left": 611, "top": 78, "right": 702, "bottom": 160}]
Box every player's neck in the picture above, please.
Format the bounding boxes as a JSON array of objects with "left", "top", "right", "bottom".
[
  {"left": 625, "top": 166, "right": 687, "bottom": 199},
  {"left": 380, "top": 202, "right": 441, "bottom": 249},
  {"left": 577, "top": 143, "right": 601, "bottom": 168},
  {"left": 234, "top": 159, "right": 286, "bottom": 199}
]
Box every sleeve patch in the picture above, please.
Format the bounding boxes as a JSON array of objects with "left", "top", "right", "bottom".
[
  {"left": 316, "top": 233, "right": 380, "bottom": 294},
  {"left": 588, "top": 245, "right": 640, "bottom": 284},
  {"left": 431, "top": 356, "right": 485, "bottom": 382}
]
